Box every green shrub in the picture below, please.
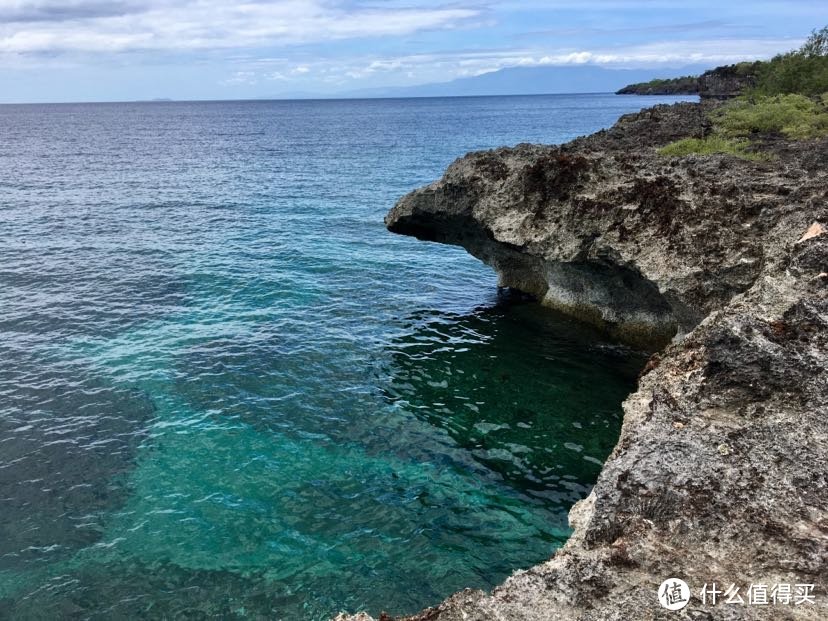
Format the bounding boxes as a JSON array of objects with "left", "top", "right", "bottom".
[
  {"left": 713, "top": 93, "right": 828, "bottom": 139},
  {"left": 616, "top": 75, "right": 699, "bottom": 94},
  {"left": 658, "top": 136, "right": 767, "bottom": 160},
  {"left": 731, "top": 61, "right": 764, "bottom": 76},
  {"left": 751, "top": 27, "right": 828, "bottom": 96},
  {"left": 658, "top": 26, "right": 828, "bottom": 159},
  {"left": 753, "top": 54, "right": 828, "bottom": 97}
]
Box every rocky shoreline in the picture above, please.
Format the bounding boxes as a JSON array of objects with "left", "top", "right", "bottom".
[
  {"left": 616, "top": 76, "right": 699, "bottom": 96},
  {"left": 338, "top": 99, "right": 827, "bottom": 620},
  {"left": 616, "top": 63, "right": 761, "bottom": 98}
]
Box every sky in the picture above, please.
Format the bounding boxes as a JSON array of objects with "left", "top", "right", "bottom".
[{"left": 0, "top": 1, "right": 826, "bottom": 102}]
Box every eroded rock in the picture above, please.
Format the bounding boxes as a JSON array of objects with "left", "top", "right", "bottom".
[{"left": 340, "top": 101, "right": 828, "bottom": 620}]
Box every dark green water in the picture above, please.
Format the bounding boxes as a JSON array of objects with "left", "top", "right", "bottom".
[{"left": 0, "top": 95, "right": 678, "bottom": 619}]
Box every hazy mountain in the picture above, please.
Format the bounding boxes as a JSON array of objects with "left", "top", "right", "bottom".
[{"left": 320, "top": 64, "right": 712, "bottom": 99}]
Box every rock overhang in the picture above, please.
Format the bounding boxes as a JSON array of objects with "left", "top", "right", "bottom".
[{"left": 341, "top": 100, "right": 828, "bottom": 621}]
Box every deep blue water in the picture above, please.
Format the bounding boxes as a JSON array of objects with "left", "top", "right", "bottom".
[{"left": 0, "top": 94, "right": 691, "bottom": 619}]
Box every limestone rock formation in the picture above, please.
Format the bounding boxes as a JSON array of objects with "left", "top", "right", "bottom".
[{"left": 339, "top": 101, "right": 828, "bottom": 620}]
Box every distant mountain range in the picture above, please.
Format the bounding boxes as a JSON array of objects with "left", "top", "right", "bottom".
[{"left": 278, "top": 64, "right": 712, "bottom": 100}]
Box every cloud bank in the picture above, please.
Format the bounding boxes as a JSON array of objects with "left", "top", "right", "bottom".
[
  {"left": 0, "top": 0, "right": 823, "bottom": 101},
  {"left": 0, "top": 0, "right": 479, "bottom": 53}
]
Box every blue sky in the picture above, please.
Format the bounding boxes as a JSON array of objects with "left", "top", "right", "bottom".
[{"left": 0, "top": 1, "right": 825, "bottom": 102}]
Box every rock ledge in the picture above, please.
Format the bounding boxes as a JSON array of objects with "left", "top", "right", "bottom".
[{"left": 341, "top": 101, "right": 828, "bottom": 620}]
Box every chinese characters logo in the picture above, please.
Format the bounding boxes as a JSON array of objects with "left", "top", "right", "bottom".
[
  {"left": 658, "top": 578, "right": 690, "bottom": 611},
  {"left": 657, "top": 578, "right": 818, "bottom": 612}
]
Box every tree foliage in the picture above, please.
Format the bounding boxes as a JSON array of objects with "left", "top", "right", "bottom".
[
  {"left": 616, "top": 75, "right": 698, "bottom": 95},
  {"left": 752, "top": 26, "right": 828, "bottom": 96},
  {"left": 800, "top": 26, "right": 828, "bottom": 57}
]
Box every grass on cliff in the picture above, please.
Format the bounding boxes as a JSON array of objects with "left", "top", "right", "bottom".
[
  {"left": 659, "top": 94, "right": 828, "bottom": 160},
  {"left": 660, "top": 26, "right": 828, "bottom": 159},
  {"left": 713, "top": 93, "right": 828, "bottom": 140},
  {"left": 658, "top": 136, "right": 768, "bottom": 160}
]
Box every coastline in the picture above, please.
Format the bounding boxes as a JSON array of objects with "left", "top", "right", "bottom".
[{"left": 338, "top": 98, "right": 828, "bottom": 619}]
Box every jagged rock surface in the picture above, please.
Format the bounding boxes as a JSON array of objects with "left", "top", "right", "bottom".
[
  {"left": 338, "top": 102, "right": 828, "bottom": 620},
  {"left": 615, "top": 63, "right": 758, "bottom": 98},
  {"left": 386, "top": 103, "right": 752, "bottom": 348},
  {"left": 697, "top": 63, "right": 760, "bottom": 100}
]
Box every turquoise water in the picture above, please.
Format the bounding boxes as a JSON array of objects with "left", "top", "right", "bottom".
[{"left": 0, "top": 95, "right": 688, "bottom": 619}]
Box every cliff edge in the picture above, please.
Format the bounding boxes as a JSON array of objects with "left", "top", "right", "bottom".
[
  {"left": 338, "top": 100, "right": 828, "bottom": 620},
  {"left": 616, "top": 62, "right": 760, "bottom": 98},
  {"left": 616, "top": 75, "right": 700, "bottom": 96}
]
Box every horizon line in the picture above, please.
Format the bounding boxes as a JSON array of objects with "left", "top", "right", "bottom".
[{"left": 0, "top": 91, "right": 700, "bottom": 106}]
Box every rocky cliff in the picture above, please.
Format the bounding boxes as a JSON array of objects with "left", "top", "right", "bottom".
[
  {"left": 616, "top": 63, "right": 760, "bottom": 98},
  {"left": 616, "top": 76, "right": 699, "bottom": 96},
  {"left": 697, "top": 63, "right": 761, "bottom": 100},
  {"left": 338, "top": 101, "right": 828, "bottom": 620}
]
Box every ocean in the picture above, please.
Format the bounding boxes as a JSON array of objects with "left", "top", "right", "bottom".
[{"left": 0, "top": 94, "right": 691, "bottom": 619}]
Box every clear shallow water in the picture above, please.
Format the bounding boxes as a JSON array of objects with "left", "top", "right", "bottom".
[{"left": 0, "top": 94, "right": 689, "bottom": 619}]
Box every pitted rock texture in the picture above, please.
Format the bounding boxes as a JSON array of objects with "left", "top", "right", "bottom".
[
  {"left": 697, "top": 63, "right": 760, "bottom": 100},
  {"left": 385, "top": 102, "right": 817, "bottom": 349},
  {"left": 338, "top": 101, "right": 828, "bottom": 620}
]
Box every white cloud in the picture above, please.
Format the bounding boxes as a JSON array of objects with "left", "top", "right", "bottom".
[
  {"left": 222, "top": 69, "right": 256, "bottom": 85},
  {"left": 219, "top": 34, "right": 802, "bottom": 92},
  {"left": 532, "top": 38, "right": 803, "bottom": 66},
  {"left": 0, "top": 0, "right": 480, "bottom": 54},
  {"left": 0, "top": 0, "right": 813, "bottom": 98},
  {"left": 320, "top": 36, "right": 802, "bottom": 82}
]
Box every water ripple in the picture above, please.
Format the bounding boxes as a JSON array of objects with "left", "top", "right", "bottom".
[{"left": 0, "top": 95, "right": 682, "bottom": 618}]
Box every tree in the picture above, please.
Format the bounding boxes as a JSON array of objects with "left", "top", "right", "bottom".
[
  {"left": 750, "top": 25, "right": 828, "bottom": 96},
  {"left": 800, "top": 26, "right": 828, "bottom": 58}
]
